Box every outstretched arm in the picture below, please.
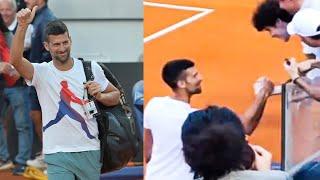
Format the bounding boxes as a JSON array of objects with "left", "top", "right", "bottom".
[
  {"left": 294, "top": 78, "right": 320, "bottom": 101},
  {"left": 285, "top": 58, "right": 320, "bottom": 101},
  {"left": 240, "top": 78, "right": 274, "bottom": 135},
  {"left": 10, "top": 7, "right": 37, "bottom": 81}
]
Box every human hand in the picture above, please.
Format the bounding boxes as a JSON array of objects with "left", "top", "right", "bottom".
[
  {"left": 0, "top": 62, "right": 15, "bottom": 75},
  {"left": 251, "top": 145, "right": 272, "bottom": 171},
  {"left": 297, "top": 59, "right": 317, "bottom": 73},
  {"left": 16, "top": 6, "right": 37, "bottom": 28},
  {"left": 253, "top": 77, "right": 274, "bottom": 97},
  {"left": 283, "top": 58, "right": 299, "bottom": 80},
  {"left": 84, "top": 81, "right": 102, "bottom": 99},
  {"left": 10, "top": 69, "right": 20, "bottom": 81}
]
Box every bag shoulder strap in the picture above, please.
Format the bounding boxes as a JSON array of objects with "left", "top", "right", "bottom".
[
  {"left": 80, "top": 58, "right": 107, "bottom": 163},
  {"left": 80, "top": 57, "right": 93, "bottom": 80},
  {"left": 80, "top": 58, "right": 95, "bottom": 100}
]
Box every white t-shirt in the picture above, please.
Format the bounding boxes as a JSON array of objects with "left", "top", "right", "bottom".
[
  {"left": 299, "top": 0, "right": 320, "bottom": 68},
  {"left": 301, "top": 42, "right": 320, "bottom": 59},
  {"left": 144, "top": 96, "right": 196, "bottom": 180},
  {"left": 27, "top": 58, "right": 109, "bottom": 154},
  {"left": 301, "top": 0, "right": 320, "bottom": 10}
]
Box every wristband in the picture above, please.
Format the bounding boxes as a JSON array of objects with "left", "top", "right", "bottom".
[{"left": 293, "top": 76, "right": 300, "bottom": 84}]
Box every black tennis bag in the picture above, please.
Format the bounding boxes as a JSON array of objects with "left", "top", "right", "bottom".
[{"left": 81, "top": 59, "right": 139, "bottom": 173}]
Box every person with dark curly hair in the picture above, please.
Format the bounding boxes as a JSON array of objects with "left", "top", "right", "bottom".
[
  {"left": 182, "top": 106, "right": 291, "bottom": 180},
  {"left": 252, "top": 0, "right": 293, "bottom": 42}
]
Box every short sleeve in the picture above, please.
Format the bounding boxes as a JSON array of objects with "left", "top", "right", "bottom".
[
  {"left": 301, "top": 42, "right": 316, "bottom": 54},
  {"left": 144, "top": 98, "right": 155, "bottom": 129},
  {"left": 91, "top": 61, "right": 109, "bottom": 92},
  {"left": 25, "top": 62, "right": 48, "bottom": 87}
]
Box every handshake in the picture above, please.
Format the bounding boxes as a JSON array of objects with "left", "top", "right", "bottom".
[{"left": 253, "top": 77, "right": 280, "bottom": 96}]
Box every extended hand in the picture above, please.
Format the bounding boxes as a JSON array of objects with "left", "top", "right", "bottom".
[
  {"left": 16, "top": 6, "right": 37, "bottom": 27},
  {"left": 254, "top": 77, "right": 274, "bottom": 97},
  {"left": 283, "top": 58, "right": 299, "bottom": 80},
  {"left": 298, "top": 59, "right": 317, "bottom": 73}
]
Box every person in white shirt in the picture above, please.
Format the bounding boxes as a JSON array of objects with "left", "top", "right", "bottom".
[
  {"left": 278, "top": 0, "right": 320, "bottom": 15},
  {"left": 144, "top": 59, "right": 274, "bottom": 180},
  {"left": 10, "top": 7, "right": 120, "bottom": 179}
]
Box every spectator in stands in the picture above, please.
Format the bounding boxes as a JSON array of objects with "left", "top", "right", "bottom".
[
  {"left": 251, "top": 0, "right": 319, "bottom": 60},
  {"left": 182, "top": 106, "right": 291, "bottom": 180},
  {"left": 0, "top": 0, "right": 33, "bottom": 57},
  {"left": 23, "top": 0, "right": 56, "bottom": 169},
  {"left": 0, "top": 13, "right": 33, "bottom": 175}
]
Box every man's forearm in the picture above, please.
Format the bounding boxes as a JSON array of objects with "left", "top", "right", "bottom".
[
  {"left": 10, "top": 25, "right": 28, "bottom": 66},
  {"left": 295, "top": 78, "right": 320, "bottom": 101},
  {"left": 96, "top": 91, "right": 120, "bottom": 106},
  {"left": 241, "top": 92, "right": 268, "bottom": 135},
  {"left": 311, "top": 61, "right": 320, "bottom": 69}
]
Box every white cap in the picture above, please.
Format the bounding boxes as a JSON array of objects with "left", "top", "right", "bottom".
[{"left": 287, "top": 8, "right": 320, "bottom": 37}]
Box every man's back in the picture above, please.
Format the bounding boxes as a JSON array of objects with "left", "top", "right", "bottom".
[{"left": 144, "top": 96, "right": 195, "bottom": 180}]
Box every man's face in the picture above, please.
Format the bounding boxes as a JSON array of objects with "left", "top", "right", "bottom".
[
  {"left": 279, "top": 0, "right": 299, "bottom": 14},
  {"left": 0, "top": 0, "right": 16, "bottom": 26},
  {"left": 180, "top": 66, "right": 203, "bottom": 95},
  {"left": 24, "top": 0, "right": 38, "bottom": 9},
  {"left": 44, "top": 32, "right": 72, "bottom": 64},
  {"left": 300, "top": 36, "right": 320, "bottom": 47},
  {"left": 264, "top": 20, "right": 290, "bottom": 42}
]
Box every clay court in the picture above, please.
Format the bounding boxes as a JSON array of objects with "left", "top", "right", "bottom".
[{"left": 144, "top": 0, "right": 306, "bottom": 162}]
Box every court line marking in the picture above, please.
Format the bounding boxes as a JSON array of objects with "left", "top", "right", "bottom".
[{"left": 144, "top": 1, "right": 214, "bottom": 43}]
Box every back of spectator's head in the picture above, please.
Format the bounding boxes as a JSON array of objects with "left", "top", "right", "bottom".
[
  {"left": 162, "top": 59, "right": 194, "bottom": 89},
  {"left": 44, "top": 19, "right": 69, "bottom": 42},
  {"left": 252, "top": 0, "right": 293, "bottom": 31},
  {"left": 182, "top": 106, "right": 255, "bottom": 180}
]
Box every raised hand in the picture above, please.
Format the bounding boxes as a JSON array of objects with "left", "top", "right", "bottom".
[
  {"left": 253, "top": 76, "right": 274, "bottom": 97},
  {"left": 16, "top": 6, "right": 38, "bottom": 28},
  {"left": 283, "top": 57, "right": 299, "bottom": 80}
]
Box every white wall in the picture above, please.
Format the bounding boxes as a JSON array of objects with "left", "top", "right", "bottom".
[{"left": 48, "top": 0, "right": 143, "bottom": 62}]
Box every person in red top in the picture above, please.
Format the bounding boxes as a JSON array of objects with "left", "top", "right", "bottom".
[
  {"left": 0, "top": 18, "right": 19, "bottom": 86},
  {"left": 0, "top": 14, "right": 32, "bottom": 175}
]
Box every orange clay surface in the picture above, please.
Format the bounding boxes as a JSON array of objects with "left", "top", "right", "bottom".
[{"left": 144, "top": 0, "right": 305, "bottom": 162}]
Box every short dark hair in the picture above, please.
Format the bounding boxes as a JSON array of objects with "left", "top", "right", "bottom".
[
  {"left": 252, "top": 0, "right": 293, "bottom": 31},
  {"left": 162, "top": 59, "right": 194, "bottom": 89},
  {"left": 182, "top": 106, "right": 254, "bottom": 180},
  {"left": 44, "top": 20, "right": 69, "bottom": 42}
]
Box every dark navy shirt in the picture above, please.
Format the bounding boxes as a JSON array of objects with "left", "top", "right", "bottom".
[{"left": 29, "top": 4, "right": 56, "bottom": 63}]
